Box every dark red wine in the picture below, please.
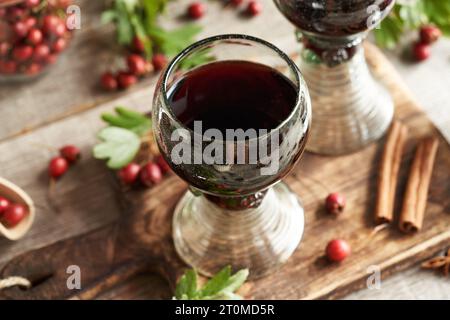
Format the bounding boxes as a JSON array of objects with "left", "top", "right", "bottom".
[
  {"left": 159, "top": 60, "right": 308, "bottom": 208},
  {"left": 167, "top": 60, "right": 297, "bottom": 133},
  {"left": 274, "top": 0, "right": 394, "bottom": 36}
]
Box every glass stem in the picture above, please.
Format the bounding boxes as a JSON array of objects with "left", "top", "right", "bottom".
[{"left": 299, "top": 33, "right": 394, "bottom": 155}]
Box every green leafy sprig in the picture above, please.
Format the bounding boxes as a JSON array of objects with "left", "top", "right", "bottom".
[
  {"left": 102, "top": 0, "right": 203, "bottom": 59},
  {"left": 174, "top": 266, "right": 249, "bottom": 300},
  {"left": 375, "top": 0, "right": 450, "bottom": 49},
  {"left": 93, "top": 107, "right": 151, "bottom": 169}
]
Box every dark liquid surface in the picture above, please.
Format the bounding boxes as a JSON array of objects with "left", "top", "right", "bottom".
[
  {"left": 167, "top": 60, "right": 297, "bottom": 133},
  {"left": 161, "top": 60, "right": 307, "bottom": 205},
  {"left": 275, "top": 0, "right": 394, "bottom": 36}
]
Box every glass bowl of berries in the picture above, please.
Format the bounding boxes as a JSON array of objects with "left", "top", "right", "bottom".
[{"left": 0, "top": 0, "right": 75, "bottom": 82}]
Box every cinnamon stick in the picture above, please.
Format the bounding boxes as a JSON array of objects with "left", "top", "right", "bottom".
[
  {"left": 375, "top": 121, "right": 408, "bottom": 224},
  {"left": 399, "top": 136, "right": 439, "bottom": 233}
]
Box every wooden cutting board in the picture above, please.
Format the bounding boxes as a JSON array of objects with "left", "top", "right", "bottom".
[{"left": 1, "top": 43, "right": 449, "bottom": 300}]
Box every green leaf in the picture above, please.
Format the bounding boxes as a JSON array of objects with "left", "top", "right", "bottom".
[
  {"left": 101, "top": 10, "right": 117, "bottom": 24},
  {"left": 142, "top": 0, "right": 169, "bottom": 30},
  {"left": 123, "top": 0, "right": 139, "bottom": 11},
  {"left": 199, "top": 266, "right": 232, "bottom": 297},
  {"left": 373, "top": 0, "right": 450, "bottom": 49},
  {"left": 374, "top": 15, "right": 404, "bottom": 49},
  {"left": 173, "top": 267, "right": 248, "bottom": 300},
  {"left": 423, "top": 0, "right": 450, "bottom": 31},
  {"left": 149, "top": 24, "right": 203, "bottom": 57},
  {"left": 220, "top": 269, "right": 249, "bottom": 294},
  {"left": 115, "top": 0, "right": 135, "bottom": 45},
  {"left": 440, "top": 25, "right": 450, "bottom": 37},
  {"left": 130, "top": 15, "right": 153, "bottom": 57},
  {"left": 398, "top": 1, "right": 426, "bottom": 29},
  {"left": 104, "top": 1, "right": 202, "bottom": 57},
  {"left": 201, "top": 269, "right": 249, "bottom": 299},
  {"left": 101, "top": 107, "right": 152, "bottom": 136},
  {"left": 93, "top": 127, "right": 140, "bottom": 169},
  {"left": 175, "top": 269, "right": 198, "bottom": 300}
]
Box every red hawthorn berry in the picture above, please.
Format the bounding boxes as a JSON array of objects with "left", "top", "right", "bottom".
[
  {"left": 52, "top": 37, "right": 67, "bottom": 53},
  {"left": 419, "top": 25, "right": 441, "bottom": 45},
  {"left": 24, "top": 17, "right": 37, "bottom": 29},
  {"left": 2, "top": 204, "right": 27, "bottom": 228},
  {"left": 117, "top": 72, "right": 137, "bottom": 89},
  {"left": 13, "top": 45, "right": 33, "bottom": 62},
  {"left": 246, "top": 1, "right": 262, "bottom": 16},
  {"left": 140, "top": 162, "right": 163, "bottom": 187},
  {"left": 155, "top": 155, "right": 171, "bottom": 174},
  {"left": 33, "top": 44, "right": 50, "bottom": 61},
  {"left": 118, "top": 163, "right": 141, "bottom": 185},
  {"left": 53, "top": 21, "right": 67, "bottom": 37},
  {"left": 43, "top": 15, "right": 62, "bottom": 35},
  {"left": 413, "top": 42, "right": 431, "bottom": 62},
  {"left": 132, "top": 36, "right": 145, "bottom": 53},
  {"left": 25, "top": 63, "right": 42, "bottom": 75},
  {"left": 48, "top": 156, "right": 69, "bottom": 178},
  {"left": 25, "top": 0, "right": 41, "bottom": 8},
  {"left": 100, "top": 72, "right": 118, "bottom": 91},
  {"left": 326, "top": 239, "right": 351, "bottom": 262},
  {"left": 188, "top": 2, "right": 206, "bottom": 20},
  {"left": 59, "top": 145, "right": 81, "bottom": 163},
  {"left": 230, "top": 0, "right": 243, "bottom": 6},
  {"left": 127, "top": 54, "right": 146, "bottom": 76},
  {"left": 13, "top": 21, "right": 29, "bottom": 38},
  {"left": 325, "top": 192, "right": 346, "bottom": 215},
  {"left": 0, "top": 196, "right": 10, "bottom": 215},
  {"left": 152, "top": 53, "right": 167, "bottom": 71},
  {"left": 27, "top": 28, "right": 43, "bottom": 45},
  {"left": 0, "top": 42, "right": 11, "bottom": 57}
]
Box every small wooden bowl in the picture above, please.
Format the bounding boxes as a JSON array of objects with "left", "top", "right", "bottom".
[{"left": 0, "top": 177, "right": 35, "bottom": 241}]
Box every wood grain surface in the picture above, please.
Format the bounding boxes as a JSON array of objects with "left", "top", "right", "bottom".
[{"left": 0, "top": 0, "right": 449, "bottom": 300}]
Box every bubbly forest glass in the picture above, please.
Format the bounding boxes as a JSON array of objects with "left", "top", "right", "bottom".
[
  {"left": 152, "top": 35, "right": 311, "bottom": 278},
  {"left": 274, "top": 0, "right": 395, "bottom": 154}
]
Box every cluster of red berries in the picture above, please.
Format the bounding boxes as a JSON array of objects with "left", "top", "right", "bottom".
[
  {"left": 118, "top": 155, "right": 170, "bottom": 187},
  {"left": 0, "top": 196, "right": 28, "bottom": 229},
  {"left": 100, "top": 37, "right": 168, "bottom": 91},
  {"left": 0, "top": 0, "right": 73, "bottom": 77},
  {"left": 187, "top": 0, "right": 262, "bottom": 20},
  {"left": 324, "top": 192, "right": 351, "bottom": 262},
  {"left": 412, "top": 25, "right": 442, "bottom": 62},
  {"left": 48, "top": 145, "right": 81, "bottom": 179}
]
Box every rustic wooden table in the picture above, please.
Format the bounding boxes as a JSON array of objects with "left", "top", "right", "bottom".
[{"left": 0, "top": 0, "right": 449, "bottom": 300}]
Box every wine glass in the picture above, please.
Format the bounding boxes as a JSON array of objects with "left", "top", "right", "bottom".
[
  {"left": 274, "top": 0, "right": 396, "bottom": 154},
  {"left": 152, "top": 34, "right": 311, "bottom": 279}
]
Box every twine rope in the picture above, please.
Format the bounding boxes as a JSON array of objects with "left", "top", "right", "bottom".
[{"left": 0, "top": 276, "right": 31, "bottom": 290}]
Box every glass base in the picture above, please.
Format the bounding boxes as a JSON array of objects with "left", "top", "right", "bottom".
[
  {"left": 173, "top": 182, "right": 304, "bottom": 279},
  {"left": 299, "top": 43, "right": 394, "bottom": 155}
]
